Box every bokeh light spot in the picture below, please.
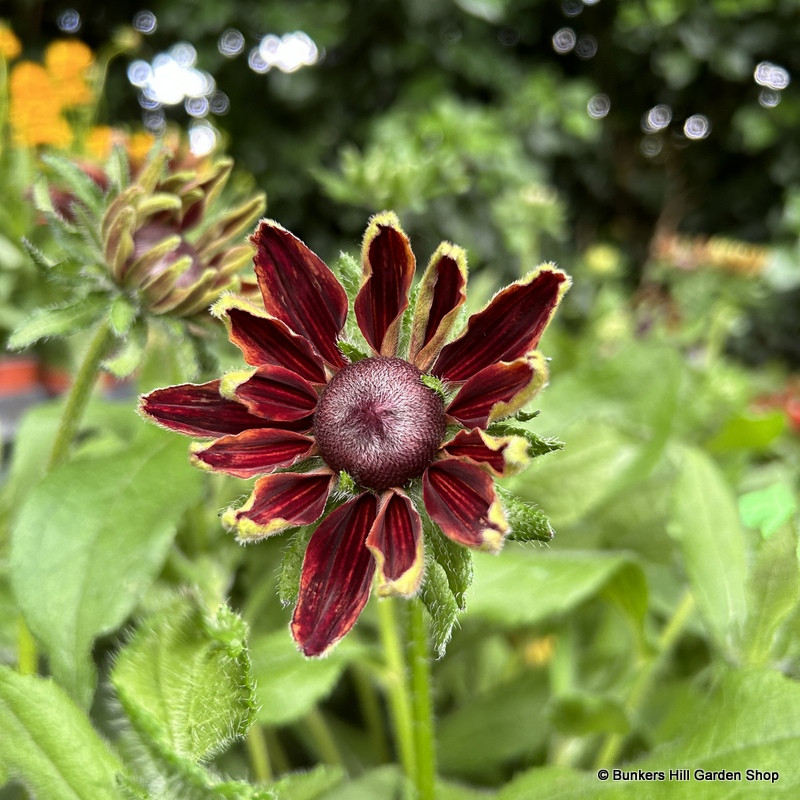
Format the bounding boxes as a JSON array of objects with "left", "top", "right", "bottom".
[
  {"left": 57, "top": 10, "right": 81, "bottom": 33},
  {"left": 684, "top": 114, "right": 711, "bottom": 140},
  {"left": 552, "top": 28, "right": 576, "bottom": 54},
  {"left": 219, "top": 29, "right": 245, "bottom": 57},
  {"left": 133, "top": 10, "right": 157, "bottom": 34},
  {"left": 587, "top": 93, "right": 611, "bottom": 119}
]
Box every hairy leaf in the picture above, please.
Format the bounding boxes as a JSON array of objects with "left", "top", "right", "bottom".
[
  {"left": 10, "top": 426, "right": 202, "bottom": 707},
  {"left": 0, "top": 667, "right": 127, "bottom": 800}
]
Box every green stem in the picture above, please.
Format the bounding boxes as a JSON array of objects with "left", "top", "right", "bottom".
[
  {"left": 377, "top": 597, "right": 417, "bottom": 795},
  {"left": 352, "top": 662, "right": 392, "bottom": 763},
  {"left": 594, "top": 590, "right": 696, "bottom": 769},
  {"left": 47, "top": 318, "right": 114, "bottom": 469},
  {"left": 409, "top": 599, "right": 436, "bottom": 800},
  {"left": 246, "top": 723, "right": 272, "bottom": 784},
  {"left": 303, "top": 707, "right": 343, "bottom": 766}
]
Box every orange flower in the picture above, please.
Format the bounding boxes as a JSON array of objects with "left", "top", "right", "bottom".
[
  {"left": 45, "top": 40, "right": 93, "bottom": 106},
  {"left": 9, "top": 61, "right": 72, "bottom": 147},
  {"left": 86, "top": 125, "right": 114, "bottom": 159},
  {"left": 0, "top": 23, "right": 21, "bottom": 60},
  {"left": 8, "top": 39, "right": 94, "bottom": 148}
]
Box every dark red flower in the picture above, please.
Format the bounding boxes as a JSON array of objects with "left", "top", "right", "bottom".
[{"left": 141, "top": 212, "right": 570, "bottom": 655}]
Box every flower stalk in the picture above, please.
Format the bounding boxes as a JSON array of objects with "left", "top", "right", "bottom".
[
  {"left": 47, "top": 317, "right": 115, "bottom": 469},
  {"left": 378, "top": 597, "right": 418, "bottom": 793},
  {"left": 409, "top": 599, "right": 437, "bottom": 800}
]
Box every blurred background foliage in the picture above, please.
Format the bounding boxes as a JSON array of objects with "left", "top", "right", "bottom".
[{"left": 3, "top": 0, "right": 800, "bottom": 797}]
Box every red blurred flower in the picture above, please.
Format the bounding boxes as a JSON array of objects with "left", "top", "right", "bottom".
[{"left": 141, "top": 212, "right": 569, "bottom": 655}]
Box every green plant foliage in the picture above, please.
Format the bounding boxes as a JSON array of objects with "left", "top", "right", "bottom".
[
  {"left": 0, "top": 667, "right": 128, "bottom": 800},
  {"left": 111, "top": 595, "right": 256, "bottom": 767},
  {"left": 500, "top": 667, "right": 800, "bottom": 799},
  {"left": 10, "top": 426, "right": 203, "bottom": 707},
  {"left": 667, "top": 445, "right": 749, "bottom": 658},
  {"left": 250, "top": 629, "right": 362, "bottom": 726}
]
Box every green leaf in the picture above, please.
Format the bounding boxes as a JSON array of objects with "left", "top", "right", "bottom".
[
  {"left": 332, "top": 251, "right": 362, "bottom": 302},
  {"left": 31, "top": 175, "right": 77, "bottom": 232},
  {"left": 111, "top": 595, "right": 255, "bottom": 764},
  {"left": 278, "top": 526, "right": 315, "bottom": 607},
  {"left": 109, "top": 294, "right": 139, "bottom": 336},
  {"left": 425, "top": 516, "right": 473, "bottom": 610},
  {"left": 420, "top": 559, "right": 459, "bottom": 658},
  {"left": 739, "top": 482, "right": 798, "bottom": 538},
  {"left": 338, "top": 340, "right": 369, "bottom": 363},
  {"left": 499, "top": 488, "right": 555, "bottom": 542},
  {"left": 6, "top": 295, "right": 108, "bottom": 350},
  {"left": 0, "top": 666, "right": 126, "bottom": 800},
  {"left": 486, "top": 421, "right": 563, "bottom": 458},
  {"left": 503, "top": 673, "right": 800, "bottom": 797},
  {"left": 742, "top": 525, "right": 800, "bottom": 666},
  {"left": 469, "top": 547, "right": 647, "bottom": 629},
  {"left": 319, "top": 765, "right": 407, "bottom": 800},
  {"left": 104, "top": 318, "right": 149, "bottom": 378},
  {"left": 438, "top": 672, "right": 549, "bottom": 778},
  {"left": 667, "top": 446, "right": 748, "bottom": 656},
  {"left": 507, "top": 420, "right": 640, "bottom": 527},
  {"left": 420, "top": 515, "right": 474, "bottom": 656},
  {"left": 271, "top": 764, "right": 345, "bottom": 799},
  {"left": 41, "top": 151, "right": 105, "bottom": 217},
  {"left": 707, "top": 410, "right": 786, "bottom": 454},
  {"left": 548, "top": 691, "right": 629, "bottom": 736},
  {"left": 10, "top": 426, "right": 203, "bottom": 707},
  {"left": 250, "top": 628, "right": 361, "bottom": 726}
]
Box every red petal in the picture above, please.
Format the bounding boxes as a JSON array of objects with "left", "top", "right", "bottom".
[
  {"left": 291, "top": 494, "right": 378, "bottom": 656},
  {"left": 445, "top": 356, "right": 546, "bottom": 428},
  {"left": 191, "top": 428, "right": 315, "bottom": 478},
  {"left": 251, "top": 220, "right": 347, "bottom": 368},
  {"left": 422, "top": 459, "right": 508, "bottom": 552},
  {"left": 224, "top": 470, "right": 334, "bottom": 541},
  {"left": 432, "top": 266, "right": 570, "bottom": 381},
  {"left": 140, "top": 381, "right": 271, "bottom": 438},
  {"left": 440, "top": 428, "right": 529, "bottom": 477},
  {"left": 366, "top": 491, "right": 424, "bottom": 596},
  {"left": 354, "top": 213, "right": 415, "bottom": 356},
  {"left": 409, "top": 243, "right": 468, "bottom": 371},
  {"left": 219, "top": 301, "right": 327, "bottom": 384},
  {"left": 232, "top": 365, "right": 318, "bottom": 422}
]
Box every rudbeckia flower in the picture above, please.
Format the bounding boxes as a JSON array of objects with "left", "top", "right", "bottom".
[{"left": 141, "top": 213, "right": 570, "bottom": 656}]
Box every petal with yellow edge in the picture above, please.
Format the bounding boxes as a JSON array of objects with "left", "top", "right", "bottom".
[
  {"left": 432, "top": 265, "right": 570, "bottom": 381},
  {"left": 191, "top": 428, "right": 316, "bottom": 478},
  {"left": 366, "top": 490, "right": 424, "bottom": 597},
  {"left": 422, "top": 458, "right": 509, "bottom": 553},
  {"left": 214, "top": 297, "right": 327, "bottom": 383},
  {"left": 354, "top": 212, "right": 416, "bottom": 357},
  {"left": 440, "top": 428, "right": 530, "bottom": 477},
  {"left": 139, "top": 380, "right": 272, "bottom": 438},
  {"left": 408, "top": 242, "right": 468, "bottom": 371},
  {"left": 445, "top": 353, "right": 548, "bottom": 428},
  {"left": 223, "top": 470, "right": 335, "bottom": 542}
]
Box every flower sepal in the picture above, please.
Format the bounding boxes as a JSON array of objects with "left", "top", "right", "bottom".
[
  {"left": 485, "top": 419, "right": 565, "bottom": 460},
  {"left": 498, "top": 486, "right": 556, "bottom": 543},
  {"left": 418, "top": 511, "right": 475, "bottom": 657}
]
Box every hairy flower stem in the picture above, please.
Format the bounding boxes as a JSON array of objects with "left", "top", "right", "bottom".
[
  {"left": 47, "top": 318, "right": 115, "bottom": 469},
  {"left": 377, "top": 598, "right": 418, "bottom": 797},
  {"left": 378, "top": 598, "right": 437, "bottom": 799},
  {"left": 594, "top": 590, "right": 696, "bottom": 769},
  {"left": 409, "top": 599, "right": 436, "bottom": 800}
]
